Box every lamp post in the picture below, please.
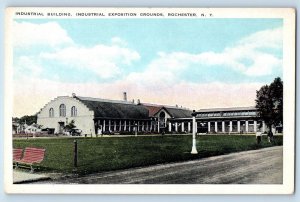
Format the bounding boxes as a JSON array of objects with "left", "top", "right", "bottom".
[{"left": 191, "top": 110, "right": 198, "bottom": 154}]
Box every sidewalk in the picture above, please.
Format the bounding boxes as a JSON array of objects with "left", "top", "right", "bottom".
[{"left": 13, "top": 170, "right": 51, "bottom": 184}]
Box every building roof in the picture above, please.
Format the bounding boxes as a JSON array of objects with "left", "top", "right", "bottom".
[
  {"left": 165, "top": 107, "right": 193, "bottom": 118},
  {"left": 76, "top": 96, "right": 150, "bottom": 120},
  {"left": 197, "top": 106, "right": 257, "bottom": 113},
  {"left": 141, "top": 103, "right": 163, "bottom": 117},
  {"left": 154, "top": 106, "right": 193, "bottom": 118}
]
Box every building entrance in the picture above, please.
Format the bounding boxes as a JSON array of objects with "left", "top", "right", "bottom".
[{"left": 58, "top": 122, "right": 65, "bottom": 134}]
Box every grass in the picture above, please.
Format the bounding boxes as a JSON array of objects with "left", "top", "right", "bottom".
[{"left": 13, "top": 134, "right": 282, "bottom": 175}]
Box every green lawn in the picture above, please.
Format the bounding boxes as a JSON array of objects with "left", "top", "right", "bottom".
[{"left": 13, "top": 135, "right": 282, "bottom": 175}]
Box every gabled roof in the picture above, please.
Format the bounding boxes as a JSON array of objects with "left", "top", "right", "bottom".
[
  {"left": 76, "top": 96, "right": 150, "bottom": 120},
  {"left": 154, "top": 106, "right": 193, "bottom": 118},
  {"left": 141, "top": 103, "right": 163, "bottom": 117}
]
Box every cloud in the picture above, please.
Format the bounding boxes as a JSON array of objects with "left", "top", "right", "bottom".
[
  {"left": 13, "top": 75, "right": 263, "bottom": 117},
  {"left": 13, "top": 21, "right": 73, "bottom": 47},
  {"left": 238, "top": 27, "right": 283, "bottom": 49},
  {"left": 243, "top": 52, "right": 281, "bottom": 76},
  {"left": 40, "top": 43, "right": 140, "bottom": 79},
  {"left": 14, "top": 56, "right": 43, "bottom": 77},
  {"left": 111, "top": 37, "right": 128, "bottom": 46},
  {"left": 125, "top": 26, "right": 282, "bottom": 85},
  {"left": 12, "top": 21, "right": 140, "bottom": 79}
]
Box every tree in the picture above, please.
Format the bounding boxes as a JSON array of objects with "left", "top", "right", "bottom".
[
  {"left": 255, "top": 77, "right": 283, "bottom": 135},
  {"left": 64, "top": 120, "right": 76, "bottom": 131},
  {"left": 14, "top": 115, "right": 37, "bottom": 125}
]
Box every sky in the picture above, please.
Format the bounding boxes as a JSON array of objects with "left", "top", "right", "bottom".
[{"left": 12, "top": 18, "right": 283, "bottom": 117}]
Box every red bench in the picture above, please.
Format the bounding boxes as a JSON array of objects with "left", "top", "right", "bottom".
[
  {"left": 13, "top": 148, "right": 23, "bottom": 168},
  {"left": 13, "top": 148, "right": 23, "bottom": 161},
  {"left": 15, "top": 147, "right": 46, "bottom": 172}
]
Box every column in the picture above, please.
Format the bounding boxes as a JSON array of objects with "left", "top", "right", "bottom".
[
  {"left": 262, "top": 121, "right": 266, "bottom": 132},
  {"left": 208, "top": 121, "right": 211, "bottom": 132},
  {"left": 175, "top": 122, "right": 178, "bottom": 132},
  {"left": 124, "top": 120, "right": 127, "bottom": 131},
  {"left": 142, "top": 121, "right": 145, "bottom": 131},
  {"left": 109, "top": 120, "right": 111, "bottom": 132},
  {"left": 237, "top": 121, "right": 240, "bottom": 132},
  {"left": 146, "top": 121, "right": 149, "bottom": 131},
  {"left": 182, "top": 122, "right": 185, "bottom": 132},
  {"left": 119, "top": 120, "right": 122, "bottom": 131},
  {"left": 229, "top": 121, "right": 232, "bottom": 132},
  {"left": 169, "top": 122, "right": 172, "bottom": 132},
  {"left": 215, "top": 122, "right": 218, "bottom": 132},
  {"left": 137, "top": 121, "right": 140, "bottom": 132},
  {"left": 103, "top": 120, "right": 106, "bottom": 132},
  {"left": 246, "top": 120, "right": 249, "bottom": 133},
  {"left": 222, "top": 121, "right": 225, "bottom": 133},
  {"left": 114, "top": 121, "right": 117, "bottom": 131},
  {"left": 254, "top": 120, "right": 257, "bottom": 132},
  {"left": 150, "top": 121, "right": 152, "bottom": 131},
  {"left": 157, "top": 121, "right": 160, "bottom": 133},
  {"left": 129, "top": 121, "right": 131, "bottom": 132},
  {"left": 188, "top": 122, "right": 191, "bottom": 132}
]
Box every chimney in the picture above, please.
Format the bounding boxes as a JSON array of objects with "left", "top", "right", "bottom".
[
  {"left": 123, "top": 92, "right": 127, "bottom": 101},
  {"left": 132, "top": 99, "right": 135, "bottom": 103},
  {"left": 137, "top": 99, "right": 140, "bottom": 105}
]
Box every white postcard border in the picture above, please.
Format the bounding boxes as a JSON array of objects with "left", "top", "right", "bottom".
[{"left": 4, "top": 7, "right": 296, "bottom": 194}]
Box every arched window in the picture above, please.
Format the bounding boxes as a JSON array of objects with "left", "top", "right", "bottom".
[
  {"left": 49, "top": 108, "right": 54, "bottom": 117},
  {"left": 59, "top": 104, "right": 66, "bottom": 117},
  {"left": 71, "top": 106, "right": 77, "bottom": 117}
]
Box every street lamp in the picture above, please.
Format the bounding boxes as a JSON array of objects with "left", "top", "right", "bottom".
[{"left": 191, "top": 110, "right": 198, "bottom": 154}]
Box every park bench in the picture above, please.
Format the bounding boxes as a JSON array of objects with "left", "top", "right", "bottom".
[
  {"left": 15, "top": 147, "right": 46, "bottom": 172},
  {"left": 13, "top": 148, "right": 23, "bottom": 168}
]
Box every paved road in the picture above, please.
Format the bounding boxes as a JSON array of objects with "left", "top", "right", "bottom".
[{"left": 36, "top": 146, "right": 283, "bottom": 184}]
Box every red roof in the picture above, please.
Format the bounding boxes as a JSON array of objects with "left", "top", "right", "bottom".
[{"left": 142, "top": 104, "right": 163, "bottom": 117}]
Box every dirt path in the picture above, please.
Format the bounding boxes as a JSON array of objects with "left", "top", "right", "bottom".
[{"left": 34, "top": 146, "right": 283, "bottom": 184}]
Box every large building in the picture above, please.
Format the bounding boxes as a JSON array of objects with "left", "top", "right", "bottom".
[{"left": 37, "top": 93, "right": 270, "bottom": 136}]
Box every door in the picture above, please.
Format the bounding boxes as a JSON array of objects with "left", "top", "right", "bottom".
[{"left": 58, "top": 122, "right": 65, "bottom": 134}]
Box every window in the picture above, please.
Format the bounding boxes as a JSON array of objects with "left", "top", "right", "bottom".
[
  {"left": 49, "top": 108, "right": 54, "bottom": 117},
  {"left": 59, "top": 104, "right": 66, "bottom": 117},
  {"left": 71, "top": 106, "right": 77, "bottom": 117},
  {"left": 249, "top": 111, "right": 256, "bottom": 116}
]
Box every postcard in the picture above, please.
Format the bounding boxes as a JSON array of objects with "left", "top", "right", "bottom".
[{"left": 4, "top": 7, "right": 295, "bottom": 194}]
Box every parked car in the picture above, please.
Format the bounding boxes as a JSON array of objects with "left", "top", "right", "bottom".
[{"left": 70, "top": 128, "right": 82, "bottom": 136}]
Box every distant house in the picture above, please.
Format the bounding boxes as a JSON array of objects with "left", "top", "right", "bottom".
[
  {"left": 12, "top": 122, "right": 27, "bottom": 134},
  {"left": 24, "top": 123, "right": 42, "bottom": 134},
  {"left": 36, "top": 93, "right": 270, "bottom": 136}
]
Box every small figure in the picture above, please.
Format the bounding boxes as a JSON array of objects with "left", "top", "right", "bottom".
[
  {"left": 256, "top": 131, "right": 262, "bottom": 144},
  {"left": 267, "top": 130, "right": 274, "bottom": 143}
]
